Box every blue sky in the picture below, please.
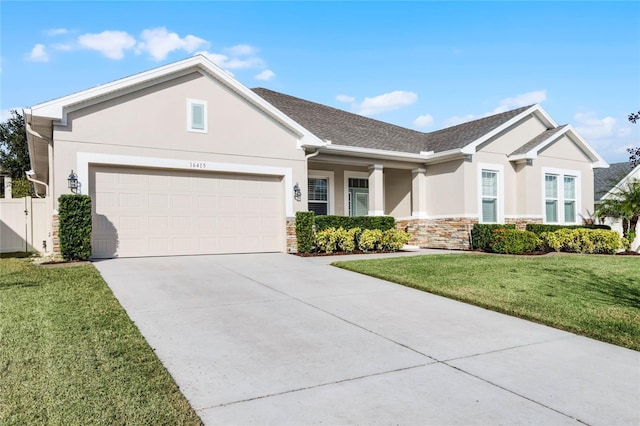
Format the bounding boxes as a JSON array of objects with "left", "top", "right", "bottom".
[{"left": 1, "top": 1, "right": 639, "bottom": 163}]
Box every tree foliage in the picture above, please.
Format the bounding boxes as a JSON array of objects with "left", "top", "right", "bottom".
[
  {"left": 0, "top": 110, "right": 30, "bottom": 178},
  {"left": 628, "top": 111, "right": 640, "bottom": 167},
  {"left": 595, "top": 178, "right": 640, "bottom": 247}
]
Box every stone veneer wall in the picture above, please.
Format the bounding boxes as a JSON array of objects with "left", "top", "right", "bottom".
[
  {"left": 285, "top": 218, "right": 297, "bottom": 253},
  {"left": 396, "top": 217, "right": 478, "bottom": 250},
  {"left": 52, "top": 214, "right": 61, "bottom": 257},
  {"left": 505, "top": 217, "right": 543, "bottom": 230}
]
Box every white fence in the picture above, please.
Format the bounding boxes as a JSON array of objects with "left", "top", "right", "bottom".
[{"left": 0, "top": 197, "right": 51, "bottom": 254}]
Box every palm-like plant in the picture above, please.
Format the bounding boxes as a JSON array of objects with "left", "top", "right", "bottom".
[{"left": 596, "top": 178, "right": 640, "bottom": 248}]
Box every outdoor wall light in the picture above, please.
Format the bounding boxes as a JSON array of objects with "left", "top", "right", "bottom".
[
  {"left": 293, "top": 182, "right": 302, "bottom": 201},
  {"left": 68, "top": 170, "right": 80, "bottom": 193}
]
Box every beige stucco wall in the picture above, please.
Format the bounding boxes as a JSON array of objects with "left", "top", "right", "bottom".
[
  {"left": 478, "top": 115, "right": 548, "bottom": 155},
  {"left": 424, "top": 159, "right": 466, "bottom": 216},
  {"left": 384, "top": 169, "right": 411, "bottom": 217},
  {"left": 51, "top": 71, "right": 307, "bottom": 212}
]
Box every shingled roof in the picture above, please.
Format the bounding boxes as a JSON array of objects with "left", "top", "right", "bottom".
[
  {"left": 510, "top": 125, "right": 567, "bottom": 156},
  {"left": 252, "top": 88, "right": 535, "bottom": 154},
  {"left": 594, "top": 162, "right": 635, "bottom": 201}
]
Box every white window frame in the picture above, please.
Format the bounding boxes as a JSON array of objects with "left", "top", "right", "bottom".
[
  {"left": 344, "top": 171, "right": 370, "bottom": 217},
  {"left": 477, "top": 163, "right": 504, "bottom": 224},
  {"left": 542, "top": 167, "right": 581, "bottom": 224},
  {"left": 308, "top": 170, "right": 334, "bottom": 215},
  {"left": 187, "top": 98, "right": 208, "bottom": 133}
]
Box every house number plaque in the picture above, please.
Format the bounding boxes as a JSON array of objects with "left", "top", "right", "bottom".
[{"left": 189, "top": 161, "right": 207, "bottom": 169}]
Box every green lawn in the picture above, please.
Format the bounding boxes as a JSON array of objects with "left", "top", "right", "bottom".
[
  {"left": 333, "top": 253, "right": 640, "bottom": 350},
  {"left": 0, "top": 258, "right": 202, "bottom": 425}
]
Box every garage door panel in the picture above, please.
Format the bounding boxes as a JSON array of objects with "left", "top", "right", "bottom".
[{"left": 91, "top": 166, "right": 285, "bottom": 258}]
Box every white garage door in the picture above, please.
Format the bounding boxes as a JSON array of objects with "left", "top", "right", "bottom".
[{"left": 90, "top": 166, "right": 285, "bottom": 258}]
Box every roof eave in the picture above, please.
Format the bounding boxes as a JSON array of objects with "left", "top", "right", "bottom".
[{"left": 599, "top": 164, "right": 640, "bottom": 200}]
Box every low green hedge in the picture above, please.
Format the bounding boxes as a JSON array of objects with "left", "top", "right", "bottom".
[
  {"left": 471, "top": 224, "right": 516, "bottom": 251},
  {"left": 315, "top": 215, "right": 396, "bottom": 232},
  {"left": 526, "top": 223, "right": 611, "bottom": 235},
  {"left": 489, "top": 229, "right": 539, "bottom": 255},
  {"left": 539, "top": 228, "right": 625, "bottom": 254}
]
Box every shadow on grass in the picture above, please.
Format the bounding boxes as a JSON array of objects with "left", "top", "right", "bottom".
[
  {"left": 0, "top": 252, "right": 34, "bottom": 259},
  {"left": 0, "top": 270, "right": 42, "bottom": 290}
]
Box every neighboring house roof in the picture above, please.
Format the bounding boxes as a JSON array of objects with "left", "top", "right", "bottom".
[{"left": 594, "top": 162, "right": 638, "bottom": 201}]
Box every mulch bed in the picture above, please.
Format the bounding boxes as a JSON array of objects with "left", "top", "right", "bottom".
[{"left": 35, "top": 260, "right": 92, "bottom": 268}]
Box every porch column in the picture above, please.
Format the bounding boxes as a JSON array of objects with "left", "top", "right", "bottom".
[
  {"left": 411, "top": 168, "right": 427, "bottom": 218},
  {"left": 368, "top": 164, "right": 384, "bottom": 216}
]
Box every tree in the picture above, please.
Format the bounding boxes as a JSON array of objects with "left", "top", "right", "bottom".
[
  {"left": 596, "top": 178, "right": 640, "bottom": 249},
  {"left": 628, "top": 111, "right": 640, "bottom": 167},
  {"left": 0, "top": 109, "right": 33, "bottom": 197},
  {"left": 0, "top": 110, "right": 30, "bottom": 178}
]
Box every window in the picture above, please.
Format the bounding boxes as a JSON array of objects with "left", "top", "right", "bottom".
[
  {"left": 187, "top": 99, "right": 207, "bottom": 133},
  {"left": 543, "top": 169, "right": 579, "bottom": 224},
  {"left": 564, "top": 176, "right": 576, "bottom": 223},
  {"left": 481, "top": 169, "right": 498, "bottom": 223},
  {"left": 308, "top": 177, "right": 328, "bottom": 215},
  {"left": 545, "top": 174, "right": 558, "bottom": 223}
]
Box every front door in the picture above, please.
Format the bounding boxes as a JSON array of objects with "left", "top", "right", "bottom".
[{"left": 348, "top": 178, "right": 369, "bottom": 216}]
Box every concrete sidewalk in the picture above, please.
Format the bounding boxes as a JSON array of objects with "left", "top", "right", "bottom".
[{"left": 94, "top": 252, "right": 639, "bottom": 425}]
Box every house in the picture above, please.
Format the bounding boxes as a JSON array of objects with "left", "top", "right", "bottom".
[
  {"left": 23, "top": 55, "right": 608, "bottom": 258},
  {"left": 594, "top": 162, "right": 640, "bottom": 251}
]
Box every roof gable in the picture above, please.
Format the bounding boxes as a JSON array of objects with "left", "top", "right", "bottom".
[{"left": 26, "top": 55, "right": 324, "bottom": 148}]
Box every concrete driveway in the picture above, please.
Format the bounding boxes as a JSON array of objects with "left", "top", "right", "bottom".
[{"left": 94, "top": 253, "right": 639, "bottom": 425}]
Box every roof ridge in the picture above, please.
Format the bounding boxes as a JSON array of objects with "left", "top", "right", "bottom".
[
  {"left": 424, "top": 104, "right": 534, "bottom": 136},
  {"left": 251, "top": 88, "right": 428, "bottom": 137}
]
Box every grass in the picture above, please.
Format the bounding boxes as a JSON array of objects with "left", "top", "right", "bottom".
[
  {"left": 333, "top": 253, "right": 640, "bottom": 351},
  {"left": 0, "top": 258, "right": 202, "bottom": 425}
]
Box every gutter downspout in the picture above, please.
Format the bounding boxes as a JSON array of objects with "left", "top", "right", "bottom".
[
  {"left": 24, "top": 113, "right": 52, "bottom": 198},
  {"left": 25, "top": 171, "right": 48, "bottom": 198}
]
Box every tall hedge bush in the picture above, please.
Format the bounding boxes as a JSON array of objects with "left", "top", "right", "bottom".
[
  {"left": 471, "top": 224, "right": 516, "bottom": 251},
  {"left": 295, "top": 211, "right": 315, "bottom": 253},
  {"left": 489, "top": 229, "right": 539, "bottom": 255},
  {"left": 58, "top": 194, "right": 92, "bottom": 261},
  {"left": 315, "top": 215, "right": 395, "bottom": 231}
]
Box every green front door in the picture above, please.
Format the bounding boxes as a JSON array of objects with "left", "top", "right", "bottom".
[{"left": 348, "top": 178, "right": 369, "bottom": 216}]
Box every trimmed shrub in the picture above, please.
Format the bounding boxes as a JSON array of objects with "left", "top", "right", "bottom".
[
  {"left": 315, "top": 227, "right": 339, "bottom": 253},
  {"left": 336, "top": 227, "right": 360, "bottom": 252},
  {"left": 380, "top": 229, "right": 412, "bottom": 251},
  {"left": 58, "top": 194, "right": 92, "bottom": 261},
  {"left": 358, "top": 229, "right": 383, "bottom": 251},
  {"left": 295, "top": 211, "right": 315, "bottom": 253},
  {"left": 315, "top": 215, "right": 395, "bottom": 232},
  {"left": 526, "top": 223, "right": 611, "bottom": 235},
  {"left": 538, "top": 228, "right": 624, "bottom": 254},
  {"left": 471, "top": 224, "right": 516, "bottom": 251},
  {"left": 489, "top": 229, "right": 540, "bottom": 255}
]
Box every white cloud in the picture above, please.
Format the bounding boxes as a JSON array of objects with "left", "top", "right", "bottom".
[
  {"left": 355, "top": 91, "right": 418, "bottom": 116},
  {"left": 413, "top": 114, "right": 434, "bottom": 128},
  {"left": 196, "top": 46, "right": 265, "bottom": 70},
  {"left": 443, "top": 90, "right": 547, "bottom": 127},
  {"left": 444, "top": 114, "right": 477, "bottom": 127},
  {"left": 492, "top": 90, "right": 547, "bottom": 114},
  {"left": 28, "top": 44, "right": 49, "bottom": 62},
  {"left": 1, "top": 109, "right": 14, "bottom": 122},
  {"left": 136, "top": 27, "right": 207, "bottom": 61},
  {"left": 573, "top": 111, "right": 617, "bottom": 140},
  {"left": 45, "top": 28, "right": 69, "bottom": 36},
  {"left": 336, "top": 94, "right": 355, "bottom": 103},
  {"left": 78, "top": 30, "right": 136, "bottom": 59},
  {"left": 225, "top": 44, "right": 257, "bottom": 56},
  {"left": 254, "top": 69, "right": 275, "bottom": 81}
]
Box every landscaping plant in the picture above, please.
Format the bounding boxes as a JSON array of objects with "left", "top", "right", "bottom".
[{"left": 58, "top": 194, "right": 92, "bottom": 261}]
